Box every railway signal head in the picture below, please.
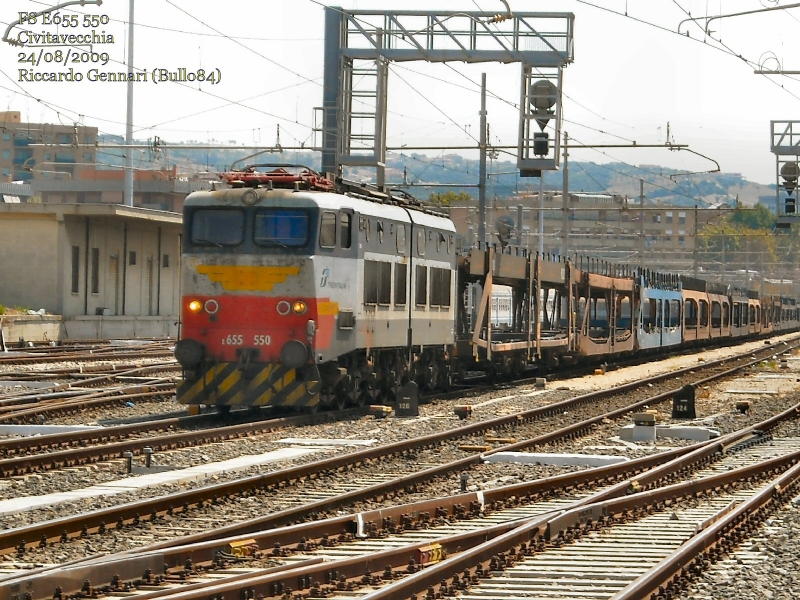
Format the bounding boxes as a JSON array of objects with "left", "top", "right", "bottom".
[{"left": 781, "top": 161, "right": 799, "bottom": 214}]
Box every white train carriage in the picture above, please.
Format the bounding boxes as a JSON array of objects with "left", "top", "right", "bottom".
[{"left": 637, "top": 272, "right": 682, "bottom": 351}]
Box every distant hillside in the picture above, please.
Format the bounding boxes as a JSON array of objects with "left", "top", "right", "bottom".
[{"left": 98, "top": 135, "right": 773, "bottom": 208}]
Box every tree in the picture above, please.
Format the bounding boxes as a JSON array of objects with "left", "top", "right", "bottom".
[
  {"left": 428, "top": 191, "right": 472, "bottom": 206},
  {"left": 728, "top": 204, "right": 775, "bottom": 230},
  {"left": 698, "top": 221, "right": 777, "bottom": 277}
]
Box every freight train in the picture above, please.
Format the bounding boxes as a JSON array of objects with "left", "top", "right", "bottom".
[{"left": 174, "top": 166, "right": 800, "bottom": 412}]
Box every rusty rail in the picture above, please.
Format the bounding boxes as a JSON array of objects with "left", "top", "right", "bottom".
[
  {"left": 1, "top": 340, "right": 792, "bottom": 556},
  {"left": 17, "top": 434, "right": 800, "bottom": 600}
]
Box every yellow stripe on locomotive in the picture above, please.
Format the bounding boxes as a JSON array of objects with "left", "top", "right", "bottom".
[{"left": 176, "top": 362, "right": 321, "bottom": 408}]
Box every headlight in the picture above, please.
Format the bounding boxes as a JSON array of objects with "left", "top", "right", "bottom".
[
  {"left": 204, "top": 299, "right": 219, "bottom": 315},
  {"left": 188, "top": 300, "right": 202, "bottom": 313},
  {"left": 292, "top": 300, "right": 307, "bottom": 314},
  {"left": 276, "top": 300, "right": 291, "bottom": 316}
]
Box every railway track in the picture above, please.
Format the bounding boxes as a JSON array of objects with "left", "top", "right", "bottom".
[
  {"left": 6, "top": 414, "right": 800, "bottom": 600},
  {"left": 0, "top": 341, "right": 175, "bottom": 366},
  {"left": 2, "top": 335, "right": 791, "bottom": 466},
  {"left": 2, "top": 337, "right": 797, "bottom": 562}
]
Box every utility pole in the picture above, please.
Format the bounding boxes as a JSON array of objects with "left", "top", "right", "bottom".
[
  {"left": 561, "top": 131, "right": 569, "bottom": 256},
  {"left": 123, "top": 0, "right": 134, "bottom": 207},
  {"left": 539, "top": 175, "right": 544, "bottom": 256},
  {"left": 639, "top": 179, "right": 645, "bottom": 270},
  {"left": 693, "top": 205, "right": 698, "bottom": 277},
  {"left": 478, "top": 73, "right": 487, "bottom": 245}
]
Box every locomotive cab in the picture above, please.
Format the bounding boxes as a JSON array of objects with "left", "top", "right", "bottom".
[{"left": 176, "top": 187, "right": 337, "bottom": 410}]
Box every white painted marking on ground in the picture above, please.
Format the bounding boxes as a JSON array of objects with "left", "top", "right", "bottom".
[
  {"left": 0, "top": 447, "right": 323, "bottom": 517},
  {"left": 0, "top": 381, "right": 58, "bottom": 390},
  {"left": 473, "top": 394, "right": 516, "bottom": 406},
  {"left": 0, "top": 424, "right": 100, "bottom": 436},
  {"left": 277, "top": 437, "right": 376, "bottom": 446},
  {"left": 483, "top": 452, "right": 629, "bottom": 467}
]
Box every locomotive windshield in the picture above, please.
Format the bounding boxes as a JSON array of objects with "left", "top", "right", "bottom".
[
  {"left": 191, "top": 209, "right": 244, "bottom": 246},
  {"left": 254, "top": 209, "right": 309, "bottom": 247}
]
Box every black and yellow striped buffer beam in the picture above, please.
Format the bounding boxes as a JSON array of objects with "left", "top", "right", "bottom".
[{"left": 177, "top": 362, "right": 321, "bottom": 408}]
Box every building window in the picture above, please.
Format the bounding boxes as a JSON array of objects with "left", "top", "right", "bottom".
[
  {"left": 678, "top": 235, "right": 685, "bottom": 245},
  {"left": 429, "top": 267, "right": 452, "bottom": 307},
  {"left": 678, "top": 212, "right": 686, "bottom": 225},
  {"left": 1, "top": 150, "right": 9, "bottom": 159},
  {"left": 129, "top": 251, "right": 136, "bottom": 266},
  {"left": 394, "top": 262, "right": 407, "bottom": 305},
  {"left": 90, "top": 247, "right": 99, "bottom": 294},
  {"left": 416, "top": 229, "right": 426, "bottom": 256},
  {"left": 666, "top": 212, "right": 673, "bottom": 224},
  {"left": 652, "top": 214, "right": 661, "bottom": 223},
  {"left": 396, "top": 224, "right": 406, "bottom": 255},
  {"left": 415, "top": 265, "right": 427, "bottom": 306},
  {"left": 363, "top": 260, "right": 391, "bottom": 305},
  {"left": 84, "top": 153, "right": 93, "bottom": 161},
  {"left": 1, "top": 133, "right": 9, "bottom": 141},
  {"left": 162, "top": 254, "right": 170, "bottom": 268},
  {"left": 71, "top": 246, "right": 80, "bottom": 294}
]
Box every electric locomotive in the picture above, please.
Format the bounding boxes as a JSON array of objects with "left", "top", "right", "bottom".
[{"left": 174, "top": 166, "right": 457, "bottom": 412}]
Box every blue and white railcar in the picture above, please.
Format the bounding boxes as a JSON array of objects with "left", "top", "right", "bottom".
[{"left": 637, "top": 273, "right": 682, "bottom": 350}]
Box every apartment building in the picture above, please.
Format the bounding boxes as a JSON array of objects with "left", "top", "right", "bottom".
[
  {"left": 450, "top": 192, "right": 729, "bottom": 274},
  {"left": 0, "top": 111, "right": 97, "bottom": 182}
]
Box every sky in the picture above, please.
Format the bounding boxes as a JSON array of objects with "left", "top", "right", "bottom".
[{"left": 1, "top": 0, "right": 799, "bottom": 186}]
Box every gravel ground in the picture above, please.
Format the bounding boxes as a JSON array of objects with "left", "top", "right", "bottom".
[
  {"left": 0, "top": 356, "right": 175, "bottom": 374},
  {"left": 5, "top": 344, "right": 800, "bottom": 563},
  {"left": 4, "top": 340, "right": 799, "bottom": 515},
  {"left": 2, "top": 335, "right": 800, "bottom": 563},
  {"left": 677, "top": 496, "right": 800, "bottom": 600}
]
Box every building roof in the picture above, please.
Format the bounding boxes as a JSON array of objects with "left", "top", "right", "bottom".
[{"left": 0, "top": 202, "right": 182, "bottom": 226}]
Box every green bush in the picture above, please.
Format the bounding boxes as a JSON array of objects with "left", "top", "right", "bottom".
[{"left": 0, "top": 304, "right": 4, "bottom": 315}]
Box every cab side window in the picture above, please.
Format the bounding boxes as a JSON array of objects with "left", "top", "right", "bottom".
[
  {"left": 340, "top": 212, "right": 352, "bottom": 249},
  {"left": 320, "top": 211, "right": 337, "bottom": 248}
]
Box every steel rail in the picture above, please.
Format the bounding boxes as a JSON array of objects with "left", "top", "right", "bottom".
[
  {"left": 1, "top": 340, "right": 792, "bottom": 556},
  {"left": 0, "top": 382, "right": 176, "bottom": 424},
  {"left": 357, "top": 447, "right": 800, "bottom": 600},
  {"left": 41, "top": 341, "right": 796, "bottom": 561},
  {"left": 0, "top": 349, "right": 174, "bottom": 365},
  {"left": 19, "top": 439, "right": 800, "bottom": 600},
  {"left": 611, "top": 458, "right": 800, "bottom": 599},
  {"left": 0, "top": 408, "right": 365, "bottom": 475}
]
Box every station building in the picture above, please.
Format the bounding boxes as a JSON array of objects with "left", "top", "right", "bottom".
[{"left": 0, "top": 203, "right": 181, "bottom": 341}]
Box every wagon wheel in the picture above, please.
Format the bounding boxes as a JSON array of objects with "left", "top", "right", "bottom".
[
  {"left": 330, "top": 391, "right": 347, "bottom": 411},
  {"left": 416, "top": 354, "right": 439, "bottom": 391},
  {"left": 323, "top": 387, "right": 347, "bottom": 411},
  {"left": 345, "top": 371, "right": 366, "bottom": 407}
]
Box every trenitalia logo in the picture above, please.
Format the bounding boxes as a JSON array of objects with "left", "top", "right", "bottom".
[{"left": 320, "top": 268, "right": 330, "bottom": 288}]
